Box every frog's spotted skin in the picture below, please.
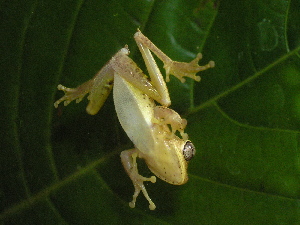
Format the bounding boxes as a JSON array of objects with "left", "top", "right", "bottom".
[{"left": 54, "top": 29, "right": 214, "bottom": 210}]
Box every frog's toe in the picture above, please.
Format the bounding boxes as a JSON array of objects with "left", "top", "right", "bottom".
[
  {"left": 149, "top": 202, "right": 156, "bottom": 210},
  {"left": 129, "top": 201, "right": 136, "bottom": 208},
  {"left": 150, "top": 176, "right": 156, "bottom": 183}
]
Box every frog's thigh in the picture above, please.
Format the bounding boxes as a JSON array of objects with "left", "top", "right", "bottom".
[
  {"left": 111, "top": 52, "right": 166, "bottom": 105},
  {"left": 120, "top": 149, "right": 156, "bottom": 210},
  {"left": 134, "top": 36, "right": 171, "bottom": 106}
]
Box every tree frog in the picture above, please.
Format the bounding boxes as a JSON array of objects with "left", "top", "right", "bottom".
[{"left": 54, "top": 29, "right": 214, "bottom": 210}]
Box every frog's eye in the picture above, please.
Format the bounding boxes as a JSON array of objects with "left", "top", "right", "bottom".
[{"left": 183, "top": 141, "right": 196, "bottom": 161}]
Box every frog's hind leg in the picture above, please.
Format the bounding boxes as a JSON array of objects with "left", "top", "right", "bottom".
[
  {"left": 120, "top": 149, "right": 156, "bottom": 210},
  {"left": 134, "top": 30, "right": 215, "bottom": 83},
  {"left": 54, "top": 62, "right": 114, "bottom": 115}
]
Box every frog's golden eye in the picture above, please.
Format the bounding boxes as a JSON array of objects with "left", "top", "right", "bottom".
[{"left": 183, "top": 141, "right": 196, "bottom": 161}]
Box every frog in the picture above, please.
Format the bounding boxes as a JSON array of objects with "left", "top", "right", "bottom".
[{"left": 54, "top": 29, "right": 214, "bottom": 210}]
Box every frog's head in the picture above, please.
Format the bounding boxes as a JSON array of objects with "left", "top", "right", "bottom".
[{"left": 143, "top": 139, "right": 196, "bottom": 185}]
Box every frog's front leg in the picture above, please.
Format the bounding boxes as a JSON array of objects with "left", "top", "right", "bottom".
[
  {"left": 153, "top": 106, "right": 189, "bottom": 140},
  {"left": 120, "top": 149, "right": 157, "bottom": 210},
  {"left": 134, "top": 30, "right": 215, "bottom": 83}
]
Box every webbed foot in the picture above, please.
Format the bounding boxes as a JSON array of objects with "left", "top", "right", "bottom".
[
  {"left": 164, "top": 53, "right": 215, "bottom": 82},
  {"left": 54, "top": 80, "right": 93, "bottom": 108},
  {"left": 121, "top": 151, "right": 157, "bottom": 210}
]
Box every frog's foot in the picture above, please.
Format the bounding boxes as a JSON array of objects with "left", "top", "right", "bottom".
[
  {"left": 121, "top": 150, "right": 156, "bottom": 210},
  {"left": 164, "top": 53, "right": 215, "bottom": 83},
  {"left": 54, "top": 80, "right": 93, "bottom": 108},
  {"left": 129, "top": 173, "right": 156, "bottom": 210},
  {"left": 154, "top": 106, "right": 189, "bottom": 140}
]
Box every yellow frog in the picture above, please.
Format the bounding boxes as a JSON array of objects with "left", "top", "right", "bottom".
[{"left": 54, "top": 29, "right": 214, "bottom": 210}]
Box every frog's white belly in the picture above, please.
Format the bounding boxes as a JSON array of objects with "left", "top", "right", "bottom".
[{"left": 113, "top": 74, "right": 156, "bottom": 153}]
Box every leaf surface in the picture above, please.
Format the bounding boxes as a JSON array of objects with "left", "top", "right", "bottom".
[{"left": 1, "top": 0, "right": 300, "bottom": 224}]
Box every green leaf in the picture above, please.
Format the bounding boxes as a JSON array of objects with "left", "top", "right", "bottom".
[{"left": 1, "top": 0, "right": 300, "bottom": 224}]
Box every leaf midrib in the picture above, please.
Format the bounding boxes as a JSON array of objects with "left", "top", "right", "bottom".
[{"left": 188, "top": 45, "right": 300, "bottom": 116}]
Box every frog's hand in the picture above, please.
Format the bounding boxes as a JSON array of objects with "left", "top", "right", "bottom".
[
  {"left": 154, "top": 106, "right": 189, "bottom": 140},
  {"left": 54, "top": 63, "right": 114, "bottom": 115},
  {"left": 164, "top": 53, "right": 215, "bottom": 83},
  {"left": 121, "top": 149, "right": 156, "bottom": 210}
]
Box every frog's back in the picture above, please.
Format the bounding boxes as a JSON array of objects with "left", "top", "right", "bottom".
[{"left": 113, "top": 74, "right": 155, "bottom": 152}]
